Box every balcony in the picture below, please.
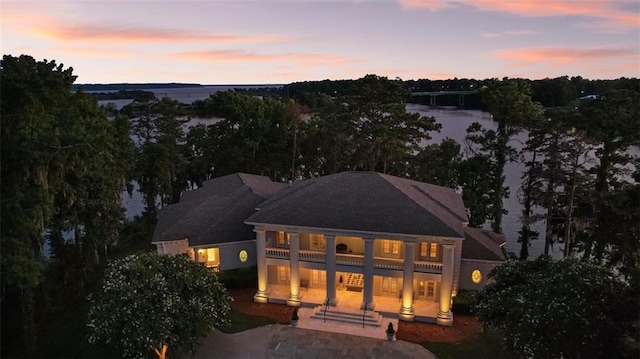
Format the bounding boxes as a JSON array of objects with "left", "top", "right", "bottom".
[{"left": 265, "top": 248, "right": 442, "bottom": 274}]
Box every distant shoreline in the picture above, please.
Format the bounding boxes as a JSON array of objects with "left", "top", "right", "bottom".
[{"left": 73, "top": 83, "right": 284, "bottom": 92}]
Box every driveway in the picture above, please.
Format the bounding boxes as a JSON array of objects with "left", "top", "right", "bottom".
[{"left": 195, "top": 324, "right": 437, "bottom": 359}]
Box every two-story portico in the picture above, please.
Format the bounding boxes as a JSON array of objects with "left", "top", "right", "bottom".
[{"left": 245, "top": 172, "right": 468, "bottom": 326}]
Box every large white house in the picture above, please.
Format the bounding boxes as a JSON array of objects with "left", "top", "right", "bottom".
[{"left": 152, "top": 172, "right": 505, "bottom": 326}]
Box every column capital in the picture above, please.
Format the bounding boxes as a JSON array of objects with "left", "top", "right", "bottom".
[
  {"left": 442, "top": 243, "right": 456, "bottom": 249},
  {"left": 404, "top": 242, "right": 416, "bottom": 248},
  {"left": 362, "top": 236, "right": 375, "bottom": 242},
  {"left": 253, "top": 228, "right": 266, "bottom": 234}
]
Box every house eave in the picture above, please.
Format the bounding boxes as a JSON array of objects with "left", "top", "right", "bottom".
[{"left": 244, "top": 221, "right": 464, "bottom": 244}]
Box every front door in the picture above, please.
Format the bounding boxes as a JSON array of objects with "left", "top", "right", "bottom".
[
  {"left": 311, "top": 269, "right": 326, "bottom": 287},
  {"left": 381, "top": 277, "right": 399, "bottom": 297},
  {"left": 417, "top": 280, "right": 436, "bottom": 300}
]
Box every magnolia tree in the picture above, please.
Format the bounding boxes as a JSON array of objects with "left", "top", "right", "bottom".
[
  {"left": 87, "top": 252, "right": 231, "bottom": 358},
  {"left": 474, "top": 256, "right": 638, "bottom": 358}
]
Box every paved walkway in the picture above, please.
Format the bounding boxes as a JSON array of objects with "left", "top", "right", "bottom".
[{"left": 195, "top": 324, "right": 437, "bottom": 359}]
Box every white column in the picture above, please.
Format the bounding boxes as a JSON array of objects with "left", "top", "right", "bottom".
[
  {"left": 325, "top": 235, "right": 338, "bottom": 306},
  {"left": 400, "top": 242, "right": 415, "bottom": 321},
  {"left": 437, "top": 244, "right": 455, "bottom": 326},
  {"left": 254, "top": 229, "right": 268, "bottom": 303},
  {"left": 287, "top": 232, "right": 301, "bottom": 306},
  {"left": 361, "top": 237, "right": 375, "bottom": 310}
]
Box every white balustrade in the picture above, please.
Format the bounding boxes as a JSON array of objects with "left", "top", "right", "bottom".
[{"left": 266, "top": 247, "right": 442, "bottom": 274}]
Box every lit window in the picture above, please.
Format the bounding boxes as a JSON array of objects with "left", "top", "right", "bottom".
[
  {"left": 383, "top": 240, "right": 400, "bottom": 255},
  {"left": 278, "top": 231, "right": 290, "bottom": 246},
  {"left": 472, "top": 270, "right": 482, "bottom": 284},
  {"left": 392, "top": 241, "right": 399, "bottom": 255},
  {"left": 206, "top": 248, "right": 216, "bottom": 261},
  {"left": 420, "top": 243, "right": 428, "bottom": 257},
  {"left": 239, "top": 250, "right": 248, "bottom": 262},
  {"left": 429, "top": 243, "right": 438, "bottom": 258}
]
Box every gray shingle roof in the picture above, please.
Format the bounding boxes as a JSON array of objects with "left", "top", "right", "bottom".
[
  {"left": 152, "top": 173, "right": 286, "bottom": 246},
  {"left": 246, "top": 172, "right": 468, "bottom": 238},
  {"left": 461, "top": 226, "right": 506, "bottom": 261}
]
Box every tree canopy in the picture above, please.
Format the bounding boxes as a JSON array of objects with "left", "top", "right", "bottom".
[
  {"left": 87, "top": 252, "right": 231, "bottom": 359},
  {"left": 474, "top": 256, "right": 638, "bottom": 358},
  {"left": 1, "top": 54, "right": 135, "bottom": 356}
]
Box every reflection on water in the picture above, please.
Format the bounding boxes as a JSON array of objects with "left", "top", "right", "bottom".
[{"left": 409, "top": 105, "right": 548, "bottom": 257}]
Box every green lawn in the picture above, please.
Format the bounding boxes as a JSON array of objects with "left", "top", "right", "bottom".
[
  {"left": 218, "top": 310, "right": 276, "bottom": 334},
  {"left": 422, "top": 329, "right": 516, "bottom": 359}
]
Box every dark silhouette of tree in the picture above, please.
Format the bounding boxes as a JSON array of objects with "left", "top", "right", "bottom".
[{"left": 473, "top": 79, "right": 542, "bottom": 233}]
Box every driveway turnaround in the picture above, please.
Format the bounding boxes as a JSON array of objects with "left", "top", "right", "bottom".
[{"left": 195, "top": 324, "right": 437, "bottom": 359}]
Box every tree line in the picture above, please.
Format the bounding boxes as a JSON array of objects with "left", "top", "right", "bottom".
[{"left": 2, "top": 54, "right": 638, "bottom": 357}]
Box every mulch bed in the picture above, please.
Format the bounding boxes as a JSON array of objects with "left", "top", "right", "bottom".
[{"left": 227, "top": 288, "right": 482, "bottom": 344}]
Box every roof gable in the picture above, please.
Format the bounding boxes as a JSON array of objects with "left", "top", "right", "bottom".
[{"left": 153, "top": 173, "right": 286, "bottom": 245}]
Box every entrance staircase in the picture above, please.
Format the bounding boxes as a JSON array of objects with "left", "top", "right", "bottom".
[{"left": 309, "top": 306, "right": 383, "bottom": 328}]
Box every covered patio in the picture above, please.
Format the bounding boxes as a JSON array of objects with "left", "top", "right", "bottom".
[{"left": 265, "top": 283, "right": 440, "bottom": 323}]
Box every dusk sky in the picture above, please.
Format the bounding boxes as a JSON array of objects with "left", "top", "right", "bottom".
[{"left": 2, "top": 0, "right": 639, "bottom": 84}]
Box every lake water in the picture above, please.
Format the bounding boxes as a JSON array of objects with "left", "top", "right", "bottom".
[{"left": 103, "top": 87, "right": 569, "bottom": 258}]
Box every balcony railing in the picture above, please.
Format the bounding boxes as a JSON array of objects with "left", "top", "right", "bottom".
[{"left": 265, "top": 247, "right": 442, "bottom": 274}]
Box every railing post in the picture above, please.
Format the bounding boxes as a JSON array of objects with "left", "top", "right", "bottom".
[
  {"left": 323, "top": 297, "right": 329, "bottom": 323},
  {"left": 362, "top": 302, "right": 367, "bottom": 328}
]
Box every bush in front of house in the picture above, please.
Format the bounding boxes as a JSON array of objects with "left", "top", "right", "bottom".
[
  {"left": 218, "top": 266, "right": 258, "bottom": 288},
  {"left": 452, "top": 290, "right": 477, "bottom": 315}
]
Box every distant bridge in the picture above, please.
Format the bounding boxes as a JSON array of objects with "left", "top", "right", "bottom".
[{"left": 411, "top": 90, "right": 479, "bottom": 107}]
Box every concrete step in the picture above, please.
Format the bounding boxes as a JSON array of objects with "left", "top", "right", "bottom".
[
  {"left": 318, "top": 309, "right": 379, "bottom": 319},
  {"left": 309, "top": 308, "right": 383, "bottom": 327}
]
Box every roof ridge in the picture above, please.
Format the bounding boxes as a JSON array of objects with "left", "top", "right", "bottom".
[
  {"left": 410, "top": 184, "right": 467, "bottom": 222},
  {"left": 256, "top": 173, "right": 340, "bottom": 210},
  {"left": 376, "top": 173, "right": 463, "bottom": 237}
]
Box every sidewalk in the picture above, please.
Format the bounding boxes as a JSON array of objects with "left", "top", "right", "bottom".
[{"left": 195, "top": 324, "right": 437, "bottom": 359}]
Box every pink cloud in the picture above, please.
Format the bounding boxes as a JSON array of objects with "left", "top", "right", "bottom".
[
  {"left": 493, "top": 46, "right": 636, "bottom": 64},
  {"left": 31, "top": 22, "right": 292, "bottom": 44},
  {"left": 399, "top": 0, "right": 639, "bottom": 29},
  {"left": 172, "top": 50, "right": 351, "bottom": 69},
  {"left": 490, "top": 46, "right": 639, "bottom": 76},
  {"left": 399, "top": 0, "right": 456, "bottom": 11},
  {"left": 482, "top": 29, "right": 540, "bottom": 38},
  {"left": 56, "top": 47, "right": 138, "bottom": 58}
]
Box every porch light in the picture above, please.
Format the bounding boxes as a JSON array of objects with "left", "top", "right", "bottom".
[
  {"left": 239, "top": 250, "right": 248, "bottom": 262},
  {"left": 471, "top": 269, "right": 482, "bottom": 284}
]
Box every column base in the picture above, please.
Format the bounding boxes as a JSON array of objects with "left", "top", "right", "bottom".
[
  {"left": 254, "top": 290, "right": 268, "bottom": 304},
  {"left": 399, "top": 306, "right": 414, "bottom": 321},
  {"left": 360, "top": 301, "right": 375, "bottom": 310},
  {"left": 327, "top": 297, "right": 339, "bottom": 306},
  {"left": 286, "top": 295, "right": 301, "bottom": 307},
  {"left": 436, "top": 310, "right": 453, "bottom": 326}
]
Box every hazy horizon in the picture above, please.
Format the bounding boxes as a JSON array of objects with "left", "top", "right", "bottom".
[{"left": 3, "top": 0, "right": 638, "bottom": 84}]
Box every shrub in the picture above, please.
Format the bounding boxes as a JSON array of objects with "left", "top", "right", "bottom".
[{"left": 452, "top": 290, "right": 477, "bottom": 315}]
